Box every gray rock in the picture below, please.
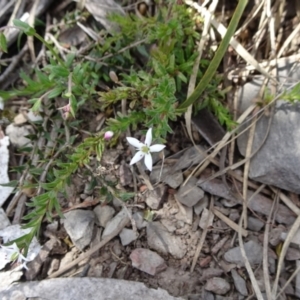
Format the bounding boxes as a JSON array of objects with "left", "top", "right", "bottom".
[
  {"left": 93, "top": 205, "right": 115, "bottom": 227},
  {"left": 194, "top": 195, "right": 209, "bottom": 215},
  {"left": 176, "top": 177, "right": 204, "bottom": 207},
  {"left": 0, "top": 270, "right": 23, "bottom": 292},
  {"left": 237, "top": 59, "right": 300, "bottom": 194},
  {"left": 145, "top": 184, "right": 168, "bottom": 210},
  {"left": 0, "top": 208, "right": 10, "bottom": 230},
  {"left": 286, "top": 248, "right": 300, "bottom": 261},
  {"left": 64, "top": 210, "right": 95, "bottom": 251},
  {"left": 164, "top": 171, "right": 183, "bottom": 189},
  {"left": 147, "top": 222, "right": 187, "bottom": 259},
  {"left": 130, "top": 248, "right": 167, "bottom": 276},
  {"left": 132, "top": 212, "right": 147, "bottom": 229},
  {"left": 199, "top": 208, "right": 214, "bottom": 229},
  {"left": 173, "top": 146, "right": 206, "bottom": 171},
  {"left": 150, "top": 166, "right": 183, "bottom": 189},
  {"left": 205, "top": 277, "right": 231, "bottom": 295},
  {"left": 231, "top": 269, "right": 248, "bottom": 296},
  {"left": 198, "top": 176, "right": 295, "bottom": 225},
  {"left": 102, "top": 207, "right": 130, "bottom": 239},
  {"left": 0, "top": 278, "right": 183, "bottom": 300},
  {"left": 200, "top": 268, "right": 224, "bottom": 282},
  {"left": 224, "top": 240, "right": 263, "bottom": 267},
  {"left": 247, "top": 216, "right": 264, "bottom": 232},
  {"left": 119, "top": 228, "right": 138, "bottom": 246}
]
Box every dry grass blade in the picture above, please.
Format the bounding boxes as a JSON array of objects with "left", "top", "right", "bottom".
[
  {"left": 272, "top": 213, "right": 300, "bottom": 298},
  {"left": 263, "top": 191, "right": 277, "bottom": 300},
  {"left": 238, "top": 209, "right": 264, "bottom": 300},
  {"left": 185, "top": 0, "right": 278, "bottom": 83},
  {"left": 190, "top": 197, "right": 213, "bottom": 272},
  {"left": 212, "top": 207, "right": 248, "bottom": 237}
]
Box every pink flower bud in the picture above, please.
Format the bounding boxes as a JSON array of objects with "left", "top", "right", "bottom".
[{"left": 104, "top": 131, "right": 114, "bottom": 140}]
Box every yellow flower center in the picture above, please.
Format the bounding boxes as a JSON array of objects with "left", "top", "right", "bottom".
[{"left": 141, "top": 145, "right": 150, "bottom": 154}]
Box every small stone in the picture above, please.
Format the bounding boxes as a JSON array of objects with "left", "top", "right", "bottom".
[
  {"left": 174, "top": 145, "right": 206, "bottom": 171},
  {"left": 147, "top": 222, "right": 187, "bottom": 259},
  {"left": 145, "top": 184, "right": 168, "bottom": 210},
  {"left": 132, "top": 212, "right": 147, "bottom": 229},
  {"left": 286, "top": 248, "right": 300, "bottom": 261},
  {"left": 94, "top": 205, "right": 115, "bottom": 227},
  {"left": 270, "top": 226, "right": 285, "bottom": 246},
  {"left": 224, "top": 240, "right": 263, "bottom": 267},
  {"left": 130, "top": 248, "right": 167, "bottom": 276},
  {"left": 247, "top": 217, "right": 264, "bottom": 232},
  {"left": 194, "top": 195, "right": 209, "bottom": 215},
  {"left": 164, "top": 171, "right": 183, "bottom": 189},
  {"left": 63, "top": 210, "right": 95, "bottom": 251},
  {"left": 0, "top": 208, "right": 10, "bottom": 230},
  {"left": 102, "top": 207, "right": 130, "bottom": 239},
  {"left": 199, "top": 208, "right": 214, "bottom": 229},
  {"left": 200, "top": 268, "right": 224, "bottom": 282},
  {"left": 119, "top": 228, "right": 138, "bottom": 246},
  {"left": 14, "top": 113, "right": 27, "bottom": 125},
  {"left": 231, "top": 269, "right": 248, "bottom": 296},
  {"left": 205, "top": 277, "right": 231, "bottom": 295},
  {"left": 176, "top": 177, "right": 204, "bottom": 207},
  {"left": 5, "top": 124, "right": 32, "bottom": 148}
]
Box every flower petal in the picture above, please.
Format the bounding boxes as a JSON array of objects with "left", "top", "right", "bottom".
[
  {"left": 145, "top": 128, "right": 152, "bottom": 147},
  {"left": 144, "top": 153, "right": 153, "bottom": 171},
  {"left": 150, "top": 144, "right": 166, "bottom": 152},
  {"left": 127, "top": 137, "right": 144, "bottom": 149},
  {"left": 130, "top": 151, "right": 145, "bottom": 165}
]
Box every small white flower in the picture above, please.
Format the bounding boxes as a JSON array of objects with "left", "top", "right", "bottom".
[
  {"left": 0, "top": 242, "right": 29, "bottom": 270},
  {"left": 126, "top": 128, "right": 165, "bottom": 171}
]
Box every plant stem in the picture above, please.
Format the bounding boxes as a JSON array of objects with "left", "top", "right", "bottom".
[{"left": 177, "top": 0, "right": 248, "bottom": 111}]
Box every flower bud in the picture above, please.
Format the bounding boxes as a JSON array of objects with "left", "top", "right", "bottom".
[{"left": 104, "top": 131, "right": 114, "bottom": 140}]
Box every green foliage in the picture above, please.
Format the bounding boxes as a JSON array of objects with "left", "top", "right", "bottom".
[
  {"left": 0, "top": 0, "right": 238, "bottom": 254},
  {"left": 282, "top": 82, "right": 300, "bottom": 103}
]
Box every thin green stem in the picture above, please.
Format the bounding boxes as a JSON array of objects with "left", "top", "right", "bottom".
[
  {"left": 177, "top": 0, "right": 248, "bottom": 111},
  {"left": 33, "top": 33, "right": 65, "bottom": 66}
]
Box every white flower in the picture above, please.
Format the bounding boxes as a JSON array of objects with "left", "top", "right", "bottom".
[
  {"left": 126, "top": 128, "right": 165, "bottom": 171},
  {"left": 0, "top": 242, "right": 29, "bottom": 270}
]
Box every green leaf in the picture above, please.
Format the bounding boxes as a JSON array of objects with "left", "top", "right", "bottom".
[
  {"left": 48, "top": 87, "right": 64, "bottom": 98},
  {"left": 0, "top": 33, "right": 8, "bottom": 53},
  {"left": 13, "top": 19, "right": 36, "bottom": 36},
  {"left": 31, "top": 98, "right": 42, "bottom": 113},
  {"left": 0, "top": 180, "right": 18, "bottom": 188},
  {"left": 69, "top": 94, "right": 77, "bottom": 118}
]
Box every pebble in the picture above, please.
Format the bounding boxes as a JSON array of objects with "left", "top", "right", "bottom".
[
  {"left": 130, "top": 248, "right": 167, "bottom": 276},
  {"left": 224, "top": 240, "right": 263, "bottom": 267},
  {"left": 145, "top": 184, "right": 168, "bottom": 210},
  {"left": 102, "top": 207, "right": 130, "bottom": 239},
  {"left": 147, "top": 222, "right": 187, "bottom": 259},
  {"left": 94, "top": 205, "right": 115, "bottom": 227},
  {"left": 64, "top": 210, "right": 95, "bottom": 251},
  {"left": 247, "top": 216, "right": 264, "bottom": 232},
  {"left": 231, "top": 269, "right": 248, "bottom": 296},
  {"left": 176, "top": 177, "right": 204, "bottom": 207},
  {"left": 205, "top": 277, "right": 231, "bottom": 295},
  {"left": 119, "top": 228, "right": 138, "bottom": 246}
]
